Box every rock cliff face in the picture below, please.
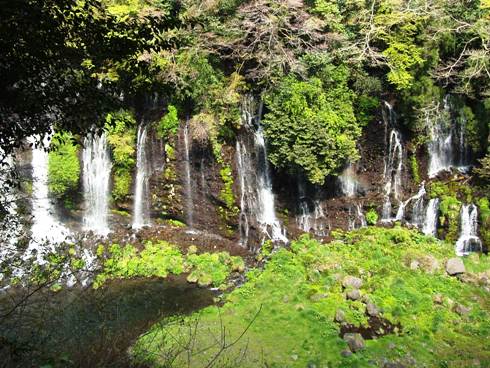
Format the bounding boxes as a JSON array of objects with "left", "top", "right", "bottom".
[{"left": 9, "top": 95, "right": 488, "bottom": 254}]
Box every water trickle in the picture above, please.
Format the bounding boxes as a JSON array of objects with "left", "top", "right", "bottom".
[
  {"left": 455, "top": 204, "right": 482, "bottom": 256},
  {"left": 133, "top": 124, "right": 151, "bottom": 229},
  {"left": 422, "top": 198, "right": 440, "bottom": 236},
  {"left": 394, "top": 183, "right": 426, "bottom": 222},
  {"left": 297, "top": 182, "right": 327, "bottom": 236},
  {"left": 348, "top": 203, "right": 367, "bottom": 230},
  {"left": 381, "top": 102, "right": 404, "bottom": 221},
  {"left": 236, "top": 96, "right": 287, "bottom": 248},
  {"left": 338, "top": 164, "right": 358, "bottom": 197},
  {"left": 411, "top": 190, "right": 426, "bottom": 227},
  {"left": 182, "top": 119, "right": 194, "bottom": 227},
  {"left": 27, "top": 136, "right": 72, "bottom": 263},
  {"left": 82, "top": 132, "right": 111, "bottom": 236}
]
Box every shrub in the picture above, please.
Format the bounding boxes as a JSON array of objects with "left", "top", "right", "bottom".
[{"left": 365, "top": 208, "right": 379, "bottom": 225}]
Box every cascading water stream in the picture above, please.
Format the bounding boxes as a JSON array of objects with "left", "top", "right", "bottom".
[
  {"left": 338, "top": 164, "right": 358, "bottom": 197},
  {"left": 133, "top": 124, "right": 151, "bottom": 229},
  {"left": 422, "top": 198, "right": 439, "bottom": 236},
  {"left": 236, "top": 96, "right": 287, "bottom": 248},
  {"left": 296, "top": 182, "right": 327, "bottom": 236},
  {"left": 427, "top": 95, "right": 470, "bottom": 177},
  {"left": 82, "top": 132, "right": 111, "bottom": 236},
  {"left": 455, "top": 204, "right": 482, "bottom": 256},
  {"left": 182, "top": 119, "right": 194, "bottom": 228},
  {"left": 348, "top": 203, "right": 367, "bottom": 230},
  {"left": 381, "top": 102, "right": 404, "bottom": 221},
  {"left": 26, "top": 136, "right": 72, "bottom": 263},
  {"left": 395, "top": 182, "right": 426, "bottom": 222}
]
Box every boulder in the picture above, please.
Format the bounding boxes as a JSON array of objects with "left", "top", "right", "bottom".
[
  {"left": 346, "top": 289, "right": 361, "bottom": 301},
  {"left": 335, "top": 309, "right": 346, "bottom": 323},
  {"left": 432, "top": 294, "right": 444, "bottom": 305},
  {"left": 366, "top": 302, "right": 380, "bottom": 317},
  {"left": 343, "top": 333, "right": 365, "bottom": 352},
  {"left": 453, "top": 303, "right": 471, "bottom": 316},
  {"left": 342, "top": 276, "right": 363, "bottom": 289},
  {"left": 446, "top": 258, "right": 465, "bottom": 276}
]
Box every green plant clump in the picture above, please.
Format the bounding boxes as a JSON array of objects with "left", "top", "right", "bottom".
[
  {"left": 365, "top": 208, "right": 379, "bottom": 225},
  {"left": 93, "top": 241, "right": 243, "bottom": 289},
  {"left": 47, "top": 132, "right": 81, "bottom": 200},
  {"left": 157, "top": 105, "right": 179, "bottom": 139},
  {"left": 132, "top": 227, "right": 490, "bottom": 368},
  {"left": 105, "top": 110, "right": 137, "bottom": 202}
]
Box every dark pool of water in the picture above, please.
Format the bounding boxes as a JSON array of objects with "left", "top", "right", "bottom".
[{"left": 0, "top": 276, "right": 215, "bottom": 367}]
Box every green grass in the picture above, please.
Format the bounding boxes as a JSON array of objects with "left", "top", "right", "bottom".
[{"left": 131, "top": 226, "right": 490, "bottom": 368}]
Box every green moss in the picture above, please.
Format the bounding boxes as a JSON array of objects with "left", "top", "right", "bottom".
[
  {"left": 365, "top": 208, "right": 379, "bottom": 225},
  {"left": 105, "top": 110, "right": 137, "bottom": 202},
  {"left": 439, "top": 195, "right": 462, "bottom": 242},
  {"left": 93, "top": 240, "right": 242, "bottom": 289},
  {"left": 409, "top": 154, "right": 420, "bottom": 184},
  {"left": 47, "top": 132, "right": 80, "bottom": 200},
  {"left": 132, "top": 227, "right": 490, "bottom": 368},
  {"left": 218, "top": 165, "right": 239, "bottom": 227},
  {"left": 164, "top": 219, "right": 186, "bottom": 228},
  {"left": 478, "top": 197, "right": 490, "bottom": 248}
]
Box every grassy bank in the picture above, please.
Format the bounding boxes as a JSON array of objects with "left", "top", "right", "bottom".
[{"left": 132, "top": 226, "right": 490, "bottom": 368}]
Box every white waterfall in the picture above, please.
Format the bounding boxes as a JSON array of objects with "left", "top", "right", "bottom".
[
  {"left": 26, "top": 136, "right": 72, "bottom": 263},
  {"left": 182, "top": 119, "right": 194, "bottom": 228},
  {"left": 82, "top": 132, "right": 111, "bottom": 236},
  {"left": 338, "top": 164, "right": 358, "bottom": 197},
  {"left": 381, "top": 102, "right": 404, "bottom": 221},
  {"left": 422, "top": 198, "right": 439, "bottom": 236},
  {"left": 236, "top": 97, "right": 287, "bottom": 248},
  {"left": 455, "top": 204, "right": 482, "bottom": 256},
  {"left": 427, "top": 95, "right": 470, "bottom": 177},
  {"left": 348, "top": 203, "right": 367, "bottom": 230},
  {"left": 133, "top": 124, "right": 151, "bottom": 229},
  {"left": 395, "top": 182, "right": 426, "bottom": 222},
  {"left": 297, "top": 182, "right": 327, "bottom": 236}
]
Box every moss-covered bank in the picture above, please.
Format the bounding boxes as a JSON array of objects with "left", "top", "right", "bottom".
[{"left": 132, "top": 227, "right": 490, "bottom": 368}]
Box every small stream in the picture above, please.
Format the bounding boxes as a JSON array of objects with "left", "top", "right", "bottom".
[{"left": 0, "top": 277, "right": 215, "bottom": 368}]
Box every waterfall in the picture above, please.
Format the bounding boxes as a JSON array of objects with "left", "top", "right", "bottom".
[
  {"left": 26, "top": 136, "right": 71, "bottom": 263},
  {"left": 236, "top": 96, "right": 287, "bottom": 248},
  {"left": 297, "top": 182, "right": 327, "bottom": 236},
  {"left": 182, "top": 119, "right": 194, "bottom": 227},
  {"left": 82, "top": 132, "right": 111, "bottom": 236},
  {"left": 455, "top": 204, "right": 482, "bottom": 256},
  {"left": 411, "top": 190, "right": 426, "bottom": 227},
  {"left": 427, "top": 95, "right": 470, "bottom": 177},
  {"left": 422, "top": 198, "right": 439, "bottom": 236},
  {"left": 133, "top": 124, "right": 151, "bottom": 229},
  {"left": 381, "top": 102, "right": 404, "bottom": 221},
  {"left": 348, "top": 203, "right": 367, "bottom": 230},
  {"left": 338, "top": 164, "right": 358, "bottom": 197},
  {"left": 394, "top": 182, "right": 426, "bottom": 222}
]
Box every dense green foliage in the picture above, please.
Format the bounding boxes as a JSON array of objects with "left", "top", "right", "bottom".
[
  {"left": 263, "top": 63, "right": 360, "bottom": 184},
  {"left": 105, "top": 110, "right": 137, "bottom": 202},
  {"left": 47, "top": 133, "right": 81, "bottom": 201},
  {"left": 94, "top": 241, "right": 244, "bottom": 289},
  {"left": 132, "top": 227, "right": 490, "bottom": 367}
]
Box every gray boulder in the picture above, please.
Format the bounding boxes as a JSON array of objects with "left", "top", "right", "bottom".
[
  {"left": 343, "top": 333, "right": 365, "bottom": 352},
  {"left": 342, "top": 276, "right": 363, "bottom": 289},
  {"left": 346, "top": 289, "right": 361, "bottom": 301},
  {"left": 446, "top": 258, "right": 465, "bottom": 276},
  {"left": 366, "top": 302, "right": 380, "bottom": 317}
]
